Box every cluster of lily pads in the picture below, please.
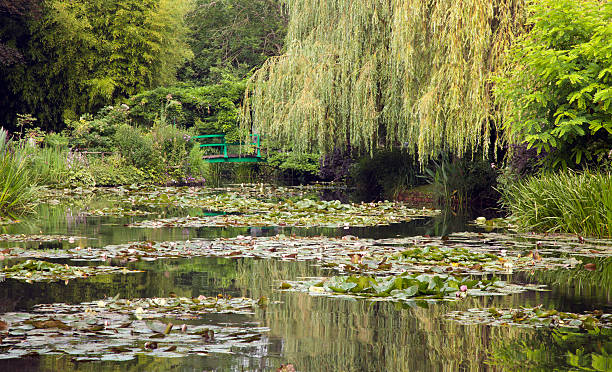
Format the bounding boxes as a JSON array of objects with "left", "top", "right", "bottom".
[
  {"left": 0, "top": 294, "right": 268, "bottom": 361},
  {"left": 0, "top": 234, "right": 82, "bottom": 243},
  {"left": 280, "top": 273, "right": 546, "bottom": 303},
  {"left": 0, "top": 234, "right": 595, "bottom": 278},
  {"left": 446, "top": 306, "right": 612, "bottom": 330},
  {"left": 1, "top": 259, "right": 141, "bottom": 282},
  {"left": 128, "top": 199, "right": 437, "bottom": 228}
]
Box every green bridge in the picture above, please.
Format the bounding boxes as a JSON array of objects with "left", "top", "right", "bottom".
[{"left": 193, "top": 134, "right": 265, "bottom": 163}]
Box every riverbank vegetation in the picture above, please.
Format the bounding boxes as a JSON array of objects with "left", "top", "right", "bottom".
[{"left": 0, "top": 0, "right": 610, "bottom": 237}]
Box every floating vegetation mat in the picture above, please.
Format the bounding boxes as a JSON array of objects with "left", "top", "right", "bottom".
[
  {"left": 0, "top": 295, "right": 268, "bottom": 361},
  {"left": 128, "top": 200, "right": 437, "bottom": 228},
  {"left": 40, "top": 185, "right": 432, "bottom": 224},
  {"left": 460, "top": 231, "right": 612, "bottom": 257},
  {"left": 0, "top": 260, "right": 141, "bottom": 283},
  {"left": 280, "top": 273, "right": 546, "bottom": 303},
  {"left": 446, "top": 306, "right": 612, "bottom": 330},
  {"left": 3, "top": 233, "right": 606, "bottom": 277}
]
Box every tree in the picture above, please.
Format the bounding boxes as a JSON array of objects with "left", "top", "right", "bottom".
[
  {"left": 241, "top": 0, "right": 526, "bottom": 163},
  {"left": 0, "top": 0, "right": 192, "bottom": 131},
  {"left": 495, "top": 0, "right": 612, "bottom": 169},
  {"left": 179, "top": 0, "right": 287, "bottom": 84}
]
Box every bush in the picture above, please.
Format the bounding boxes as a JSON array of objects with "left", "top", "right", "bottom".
[
  {"left": 187, "top": 145, "right": 209, "bottom": 180},
  {"left": 495, "top": 0, "right": 612, "bottom": 169},
  {"left": 267, "top": 152, "right": 321, "bottom": 185},
  {"left": 114, "top": 124, "right": 154, "bottom": 169},
  {"left": 501, "top": 170, "right": 612, "bottom": 238},
  {"left": 43, "top": 132, "right": 69, "bottom": 149},
  {"left": 66, "top": 106, "right": 128, "bottom": 151},
  {"left": 89, "top": 154, "right": 144, "bottom": 186}
]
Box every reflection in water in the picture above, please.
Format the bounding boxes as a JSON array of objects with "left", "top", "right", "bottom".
[
  {"left": 0, "top": 198, "right": 610, "bottom": 371},
  {"left": 489, "top": 327, "right": 612, "bottom": 371}
]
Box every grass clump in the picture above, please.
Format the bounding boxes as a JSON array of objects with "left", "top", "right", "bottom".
[
  {"left": 501, "top": 171, "right": 612, "bottom": 238},
  {"left": 0, "top": 129, "right": 36, "bottom": 215}
]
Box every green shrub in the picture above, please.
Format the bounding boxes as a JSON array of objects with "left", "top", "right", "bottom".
[
  {"left": 0, "top": 129, "right": 36, "bottom": 215},
  {"left": 44, "top": 132, "right": 70, "bottom": 149},
  {"left": 89, "top": 154, "right": 144, "bottom": 186},
  {"left": 66, "top": 106, "right": 128, "bottom": 151},
  {"left": 150, "top": 121, "right": 193, "bottom": 180},
  {"left": 495, "top": 0, "right": 612, "bottom": 169},
  {"left": 187, "top": 145, "right": 209, "bottom": 179},
  {"left": 267, "top": 152, "right": 321, "bottom": 185},
  {"left": 114, "top": 124, "right": 154, "bottom": 169},
  {"left": 501, "top": 170, "right": 611, "bottom": 238}
]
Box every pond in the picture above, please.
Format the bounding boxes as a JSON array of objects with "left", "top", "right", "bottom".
[{"left": 0, "top": 185, "right": 610, "bottom": 371}]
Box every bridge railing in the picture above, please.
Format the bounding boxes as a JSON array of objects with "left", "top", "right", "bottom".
[{"left": 192, "top": 134, "right": 262, "bottom": 161}]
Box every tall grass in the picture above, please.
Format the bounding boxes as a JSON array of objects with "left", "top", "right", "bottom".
[
  {"left": 22, "top": 145, "right": 69, "bottom": 185},
  {"left": 0, "top": 129, "right": 36, "bottom": 215},
  {"left": 501, "top": 170, "right": 612, "bottom": 238}
]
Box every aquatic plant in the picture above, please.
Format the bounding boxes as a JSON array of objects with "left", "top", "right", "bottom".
[
  {"left": 1, "top": 259, "right": 141, "bottom": 282},
  {"left": 0, "top": 129, "right": 36, "bottom": 215},
  {"left": 500, "top": 170, "right": 612, "bottom": 238}
]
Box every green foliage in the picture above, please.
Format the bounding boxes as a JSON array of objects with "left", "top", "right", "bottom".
[
  {"left": 187, "top": 145, "right": 210, "bottom": 179},
  {"left": 180, "top": 0, "right": 287, "bottom": 84},
  {"left": 495, "top": 0, "right": 612, "bottom": 169},
  {"left": 0, "top": 129, "right": 36, "bottom": 215},
  {"left": 66, "top": 106, "right": 128, "bottom": 151},
  {"left": 243, "top": 0, "right": 526, "bottom": 162},
  {"left": 500, "top": 170, "right": 612, "bottom": 238},
  {"left": 0, "top": 0, "right": 192, "bottom": 130},
  {"left": 266, "top": 151, "right": 321, "bottom": 185},
  {"left": 127, "top": 79, "right": 246, "bottom": 140},
  {"left": 350, "top": 150, "right": 422, "bottom": 201},
  {"left": 22, "top": 145, "right": 69, "bottom": 186},
  {"left": 114, "top": 125, "right": 154, "bottom": 169},
  {"left": 424, "top": 157, "right": 499, "bottom": 211},
  {"left": 43, "top": 132, "right": 69, "bottom": 149},
  {"left": 88, "top": 155, "right": 145, "bottom": 187}
]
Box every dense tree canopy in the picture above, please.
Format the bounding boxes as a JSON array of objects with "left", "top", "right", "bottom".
[
  {"left": 495, "top": 0, "right": 612, "bottom": 169},
  {"left": 179, "top": 0, "right": 287, "bottom": 84},
  {"left": 242, "top": 0, "right": 526, "bottom": 162},
  {"left": 0, "top": 0, "right": 191, "bottom": 131}
]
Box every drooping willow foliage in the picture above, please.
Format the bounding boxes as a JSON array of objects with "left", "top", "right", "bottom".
[{"left": 242, "top": 0, "right": 526, "bottom": 162}]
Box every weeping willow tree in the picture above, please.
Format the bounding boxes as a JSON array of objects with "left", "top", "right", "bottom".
[{"left": 242, "top": 0, "right": 525, "bottom": 162}]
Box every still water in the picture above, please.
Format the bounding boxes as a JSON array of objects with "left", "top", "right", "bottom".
[{"left": 0, "top": 191, "right": 609, "bottom": 371}]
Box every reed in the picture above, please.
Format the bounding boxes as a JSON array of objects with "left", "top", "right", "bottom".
[
  {"left": 501, "top": 170, "right": 612, "bottom": 238},
  {"left": 0, "top": 129, "right": 37, "bottom": 215}
]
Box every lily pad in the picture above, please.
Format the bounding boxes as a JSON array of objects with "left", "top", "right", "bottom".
[
  {"left": 281, "top": 273, "right": 544, "bottom": 303},
  {"left": 446, "top": 306, "right": 612, "bottom": 329},
  {"left": 0, "top": 295, "right": 269, "bottom": 360},
  {"left": 1, "top": 259, "right": 142, "bottom": 282}
]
